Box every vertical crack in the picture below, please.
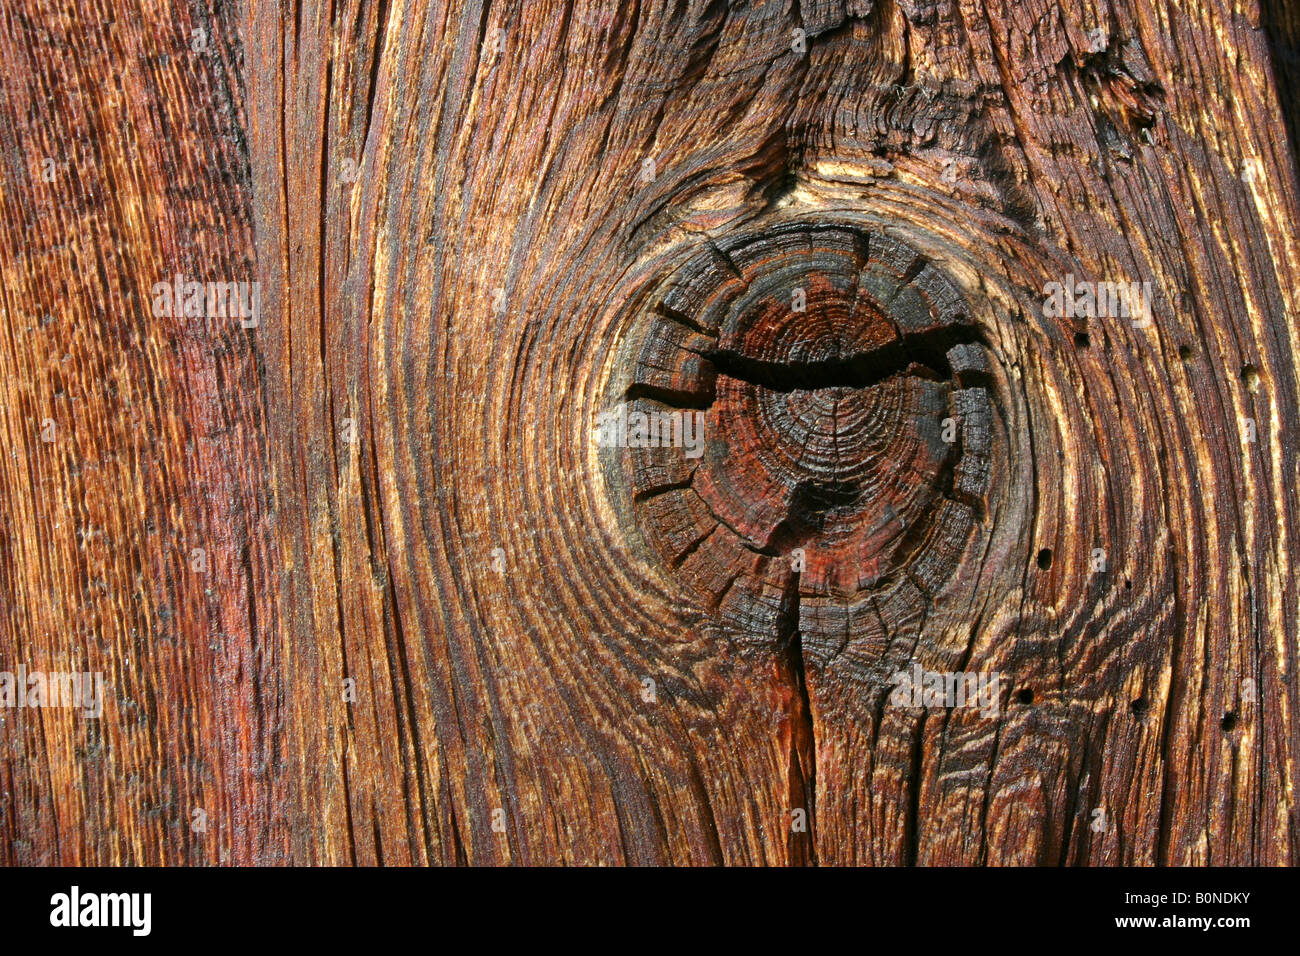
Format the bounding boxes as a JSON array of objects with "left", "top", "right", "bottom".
[
  {"left": 904, "top": 710, "right": 926, "bottom": 864},
  {"left": 778, "top": 570, "right": 818, "bottom": 865}
]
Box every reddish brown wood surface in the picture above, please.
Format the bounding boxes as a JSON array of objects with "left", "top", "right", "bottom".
[{"left": 1, "top": 0, "right": 1299, "bottom": 865}]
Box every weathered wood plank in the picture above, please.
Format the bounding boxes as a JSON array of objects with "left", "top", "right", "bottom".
[{"left": 2, "top": 0, "right": 1297, "bottom": 865}]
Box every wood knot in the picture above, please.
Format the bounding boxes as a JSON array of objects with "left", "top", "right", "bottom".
[{"left": 609, "top": 223, "right": 998, "bottom": 642}]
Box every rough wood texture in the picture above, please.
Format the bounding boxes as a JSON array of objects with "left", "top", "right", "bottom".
[{"left": 1, "top": 0, "right": 1298, "bottom": 865}]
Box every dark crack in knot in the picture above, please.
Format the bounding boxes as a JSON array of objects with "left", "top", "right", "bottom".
[
  {"left": 610, "top": 222, "right": 1000, "bottom": 656},
  {"left": 697, "top": 344, "right": 942, "bottom": 393}
]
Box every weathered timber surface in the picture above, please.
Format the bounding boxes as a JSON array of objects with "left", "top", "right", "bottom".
[{"left": 1, "top": 0, "right": 1299, "bottom": 865}]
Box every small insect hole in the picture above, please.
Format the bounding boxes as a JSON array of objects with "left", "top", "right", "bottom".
[
  {"left": 1036, "top": 548, "right": 1053, "bottom": 570},
  {"left": 1241, "top": 364, "right": 1260, "bottom": 392},
  {"left": 1017, "top": 688, "right": 1034, "bottom": 705},
  {"left": 1222, "top": 711, "right": 1238, "bottom": 732}
]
